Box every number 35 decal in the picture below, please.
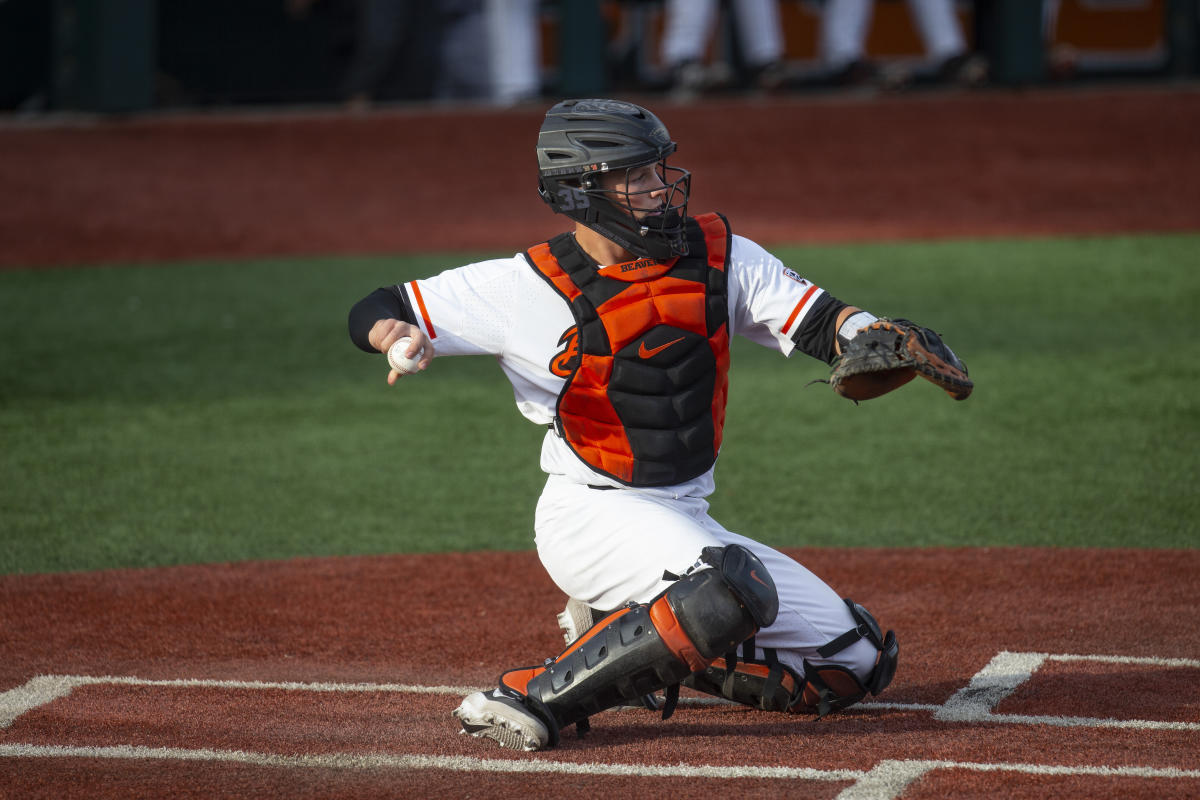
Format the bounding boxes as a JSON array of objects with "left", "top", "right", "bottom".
[{"left": 557, "top": 188, "right": 590, "bottom": 211}]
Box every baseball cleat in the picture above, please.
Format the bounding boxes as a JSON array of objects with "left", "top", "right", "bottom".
[
  {"left": 453, "top": 690, "right": 549, "bottom": 752},
  {"left": 556, "top": 597, "right": 596, "bottom": 646}
]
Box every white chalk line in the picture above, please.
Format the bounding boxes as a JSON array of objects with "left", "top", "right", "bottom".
[
  {"left": 3, "top": 743, "right": 1198, "bottom": 795},
  {"left": 937, "top": 651, "right": 1047, "bottom": 721},
  {"left": 837, "top": 758, "right": 1200, "bottom": 800},
  {"left": 0, "top": 675, "right": 476, "bottom": 729},
  {"left": 837, "top": 759, "right": 937, "bottom": 800},
  {"left": 3, "top": 653, "right": 1199, "bottom": 798},
  {"left": 971, "top": 713, "right": 1198, "bottom": 731},
  {"left": 0, "top": 675, "right": 81, "bottom": 729},
  {"left": 0, "top": 743, "right": 862, "bottom": 781},
  {"left": 1046, "top": 654, "right": 1200, "bottom": 667},
  {"left": 0, "top": 674, "right": 736, "bottom": 729},
  {"left": 934, "top": 651, "right": 1200, "bottom": 730},
  {"left": 5, "top": 648, "right": 1199, "bottom": 732},
  {"left": 0, "top": 674, "right": 482, "bottom": 729}
]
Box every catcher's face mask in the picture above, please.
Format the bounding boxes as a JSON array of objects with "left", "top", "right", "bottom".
[
  {"left": 536, "top": 98, "right": 692, "bottom": 261},
  {"left": 577, "top": 159, "right": 691, "bottom": 260}
]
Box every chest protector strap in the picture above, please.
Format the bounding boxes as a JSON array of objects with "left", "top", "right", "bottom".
[{"left": 526, "top": 213, "right": 731, "bottom": 486}]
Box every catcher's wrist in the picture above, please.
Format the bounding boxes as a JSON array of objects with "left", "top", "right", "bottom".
[{"left": 836, "top": 311, "right": 878, "bottom": 352}]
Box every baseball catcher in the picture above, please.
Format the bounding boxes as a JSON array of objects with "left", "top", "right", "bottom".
[{"left": 348, "top": 98, "right": 966, "bottom": 751}]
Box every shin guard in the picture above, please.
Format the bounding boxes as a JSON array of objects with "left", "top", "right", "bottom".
[
  {"left": 499, "top": 545, "right": 775, "bottom": 746},
  {"left": 500, "top": 603, "right": 692, "bottom": 746}
]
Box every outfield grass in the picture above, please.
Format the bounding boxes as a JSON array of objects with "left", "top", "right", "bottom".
[{"left": 2, "top": 234, "right": 1197, "bottom": 574}]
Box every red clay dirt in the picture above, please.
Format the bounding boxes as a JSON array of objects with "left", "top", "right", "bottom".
[
  {"left": 2, "top": 549, "right": 1198, "bottom": 798},
  {"left": 2, "top": 86, "right": 1198, "bottom": 268},
  {"left": 2, "top": 87, "right": 1199, "bottom": 797}
]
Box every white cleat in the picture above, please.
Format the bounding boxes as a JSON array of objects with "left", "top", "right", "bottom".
[
  {"left": 556, "top": 597, "right": 596, "bottom": 646},
  {"left": 453, "top": 690, "right": 549, "bottom": 752}
]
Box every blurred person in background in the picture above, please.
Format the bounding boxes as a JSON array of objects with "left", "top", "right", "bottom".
[
  {"left": 288, "top": 0, "right": 490, "bottom": 108},
  {"left": 337, "top": 0, "right": 439, "bottom": 107},
  {"left": 659, "top": 0, "right": 788, "bottom": 98},
  {"left": 484, "top": 0, "right": 543, "bottom": 104},
  {"left": 820, "top": 0, "right": 987, "bottom": 87},
  {"left": 435, "top": 0, "right": 491, "bottom": 101}
]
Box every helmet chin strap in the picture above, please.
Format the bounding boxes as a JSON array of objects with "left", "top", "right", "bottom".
[
  {"left": 635, "top": 210, "right": 687, "bottom": 260},
  {"left": 637, "top": 207, "right": 682, "bottom": 238},
  {"left": 586, "top": 207, "right": 687, "bottom": 262}
]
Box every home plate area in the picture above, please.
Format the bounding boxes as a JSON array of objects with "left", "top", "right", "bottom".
[{"left": 2, "top": 650, "right": 1198, "bottom": 799}]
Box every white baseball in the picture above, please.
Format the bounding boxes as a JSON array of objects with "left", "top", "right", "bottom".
[{"left": 387, "top": 337, "right": 422, "bottom": 375}]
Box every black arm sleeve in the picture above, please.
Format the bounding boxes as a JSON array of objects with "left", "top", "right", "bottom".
[
  {"left": 348, "top": 286, "right": 417, "bottom": 353},
  {"left": 789, "top": 292, "right": 848, "bottom": 365}
]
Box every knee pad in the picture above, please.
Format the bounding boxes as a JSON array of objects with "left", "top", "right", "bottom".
[
  {"left": 497, "top": 545, "right": 776, "bottom": 745},
  {"left": 651, "top": 544, "right": 777, "bottom": 668},
  {"left": 684, "top": 545, "right": 779, "bottom": 628},
  {"left": 799, "top": 599, "right": 899, "bottom": 717},
  {"left": 817, "top": 599, "right": 899, "bottom": 696}
]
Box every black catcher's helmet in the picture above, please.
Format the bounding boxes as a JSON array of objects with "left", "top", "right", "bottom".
[{"left": 537, "top": 99, "right": 691, "bottom": 260}]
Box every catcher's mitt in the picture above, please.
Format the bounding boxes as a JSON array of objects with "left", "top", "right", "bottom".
[{"left": 830, "top": 318, "right": 972, "bottom": 402}]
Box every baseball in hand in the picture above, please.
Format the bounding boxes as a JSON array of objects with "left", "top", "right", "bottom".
[{"left": 387, "top": 337, "right": 422, "bottom": 375}]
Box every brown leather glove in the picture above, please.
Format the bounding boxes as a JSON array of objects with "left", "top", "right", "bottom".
[{"left": 830, "top": 318, "right": 972, "bottom": 402}]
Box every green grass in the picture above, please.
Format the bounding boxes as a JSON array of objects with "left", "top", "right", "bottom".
[{"left": 2, "top": 234, "right": 1198, "bottom": 573}]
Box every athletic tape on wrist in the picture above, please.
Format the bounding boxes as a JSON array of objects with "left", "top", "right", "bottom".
[{"left": 837, "top": 311, "right": 879, "bottom": 350}]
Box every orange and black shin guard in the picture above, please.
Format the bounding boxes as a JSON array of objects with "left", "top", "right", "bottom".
[
  {"left": 498, "top": 558, "right": 768, "bottom": 745},
  {"left": 499, "top": 602, "right": 694, "bottom": 746}
]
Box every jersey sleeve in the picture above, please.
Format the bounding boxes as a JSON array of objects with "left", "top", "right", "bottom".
[
  {"left": 725, "top": 235, "right": 829, "bottom": 356},
  {"left": 398, "top": 256, "right": 526, "bottom": 357}
]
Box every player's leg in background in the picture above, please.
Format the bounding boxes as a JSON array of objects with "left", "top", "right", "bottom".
[
  {"left": 820, "top": 0, "right": 874, "bottom": 75},
  {"left": 659, "top": 0, "right": 721, "bottom": 96},
  {"left": 484, "top": 0, "right": 541, "bottom": 104},
  {"left": 906, "top": 0, "right": 968, "bottom": 67},
  {"left": 730, "top": 0, "right": 786, "bottom": 86}
]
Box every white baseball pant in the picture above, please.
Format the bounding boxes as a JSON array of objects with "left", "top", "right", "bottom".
[{"left": 534, "top": 475, "right": 880, "bottom": 684}]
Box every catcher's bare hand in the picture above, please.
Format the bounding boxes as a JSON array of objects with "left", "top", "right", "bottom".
[
  {"left": 368, "top": 319, "right": 435, "bottom": 384},
  {"left": 830, "top": 318, "right": 972, "bottom": 402}
]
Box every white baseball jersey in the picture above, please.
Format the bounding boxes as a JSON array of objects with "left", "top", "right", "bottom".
[{"left": 398, "top": 232, "right": 827, "bottom": 496}]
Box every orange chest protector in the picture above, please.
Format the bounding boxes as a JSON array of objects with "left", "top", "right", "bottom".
[{"left": 525, "top": 213, "right": 731, "bottom": 486}]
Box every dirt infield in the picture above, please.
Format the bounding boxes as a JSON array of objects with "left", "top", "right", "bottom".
[
  {"left": 2, "top": 87, "right": 1199, "bottom": 796},
  {"left": 2, "top": 86, "right": 1199, "bottom": 268},
  {"left": 2, "top": 550, "right": 1198, "bottom": 798}
]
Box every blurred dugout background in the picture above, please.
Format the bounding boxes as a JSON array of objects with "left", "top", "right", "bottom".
[{"left": 0, "top": 0, "right": 1197, "bottom": 114}]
